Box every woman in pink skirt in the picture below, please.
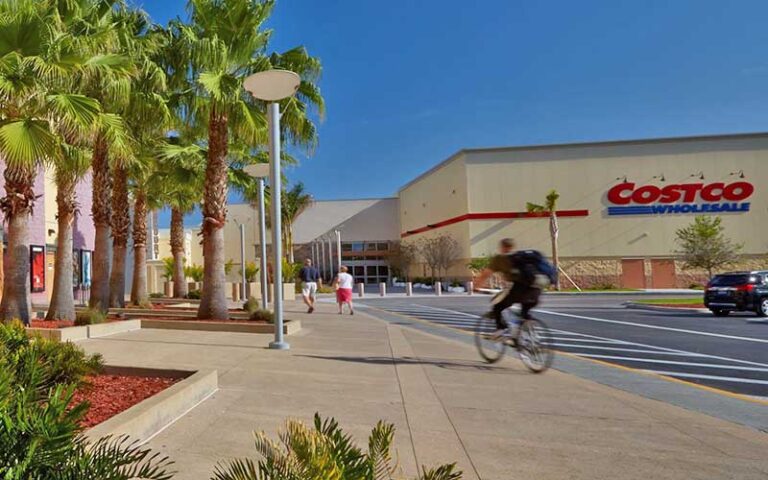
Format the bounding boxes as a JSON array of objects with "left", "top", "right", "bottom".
[{"left": 334, "top": 265, "right": 355, "bottom": 315}]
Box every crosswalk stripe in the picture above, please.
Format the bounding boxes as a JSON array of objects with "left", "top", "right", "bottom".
[{"left": 575, "top": 354, "right": 768, "bottom": 372}]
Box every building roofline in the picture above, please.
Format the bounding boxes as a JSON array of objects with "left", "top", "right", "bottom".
[{"left": 398, "top": 131, "right": 768, "bottom": 192}]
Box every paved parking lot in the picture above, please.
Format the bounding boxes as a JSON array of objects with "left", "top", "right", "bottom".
[{"left": 356, "top": 294, "right": 768, "bottom": 400}]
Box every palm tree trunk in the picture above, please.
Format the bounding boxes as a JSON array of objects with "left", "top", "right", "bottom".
[
  {"left": 550, "top": 213, "right": 560, "bottom": 290},
  {"left": 46, "top": 175, "right": 77, "bottom": 321},
  {"left": 0, "top": 226, "right": 4, "bottom": 305},
  {"left": 90, "top": 135, "right": 111, "bottom": 311},
  {"left": 0, "top": 166, "right": 35, "bottom": 325},
  {"left": 130, "top": 189, "right": 148, "bottom": 306},
  {"left": 170, "top": 208, "right": 187, "bottom": 298},
  {"left": 198, "top": 109, "right": 229, "bottom": 319},
  {"left": 109, "top": 165, "right": 130, "bottom": 308}
]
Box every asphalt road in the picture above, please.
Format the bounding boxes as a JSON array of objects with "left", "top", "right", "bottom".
[{"left": 356, "top": 293, "right": 768, "bottom": 398}]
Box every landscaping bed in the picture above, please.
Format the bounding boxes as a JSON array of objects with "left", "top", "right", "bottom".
[
  {"left": 635, "top": 298, "right": 705, "bottom": 308},
  {"left": 73, "top": 374, "right": 179, "bottom": 428},
  {"left": 134, "top": 314, "right": 269, "bottom": 324}
]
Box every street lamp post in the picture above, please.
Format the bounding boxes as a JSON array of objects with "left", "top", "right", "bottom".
[
  {"left": 239, "top": 222, "right": 246, "bottom": 300},
  {"left": 244, "top": 69, "right": 301, "bottom": 351},
  {"left": 327, "top": 235, "right": 333, "bottom": 280},
  {"left": 257, "top": 177, "right": 268, "bottom": 309}
]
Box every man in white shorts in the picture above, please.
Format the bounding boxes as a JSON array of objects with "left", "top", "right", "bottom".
[{"left": 298, "top": 258, "right": 320, "bottom": 313}]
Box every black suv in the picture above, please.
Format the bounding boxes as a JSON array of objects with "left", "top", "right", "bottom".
[{"left": 704, "top": 271, "right": 768, "bottom": 317}]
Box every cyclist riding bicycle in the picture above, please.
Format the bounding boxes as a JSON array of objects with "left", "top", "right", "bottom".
[{"left": 474, "top": 238, "right": 556, "bottom": 338}]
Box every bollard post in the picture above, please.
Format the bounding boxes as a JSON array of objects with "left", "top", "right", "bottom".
[
  {"left": 164, "top": 281, "right": 173, "bottom": 298},
  {"left": 406, "top": 282, "right": 413, "bottom": 296},
  {"left": 357, "top": 282, "right": 365, "bottom": 298},
  {"left": 379, "top": 282, "right": 387, "bottom": 297},
  {"left": 467, "top": 281, "right": 474, "bottom": 295},
  {"left": 435, "top": 281, "right": 442, "bottom": 296},
  {"left": 232, "top": 283, "right": 240, "bottom": 302}
]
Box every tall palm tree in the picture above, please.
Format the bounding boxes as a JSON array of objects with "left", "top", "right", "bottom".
[
  {"left": 0, "top": 0, "right": 103, "bottom": 324},
  {"left": 527, "top": 189, "right": 561, "bottom": 290},
  {"left": 46, "top": 148, "right": 91, "bottom": 321},
  {"left": 281, "top": 182, "right": 313, "bottom": 263},
  {"left": 110, "top": 14, "right": 169, "bottom": 308},
  {"left": 171, "top": 0, "right": 324, "bottom": 319},
  {"left": 80, "top": 3, "right": 137, "bottom": 312}
]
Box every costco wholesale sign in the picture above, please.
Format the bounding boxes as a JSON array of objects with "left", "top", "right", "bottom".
[{"left": 606, "top": 181, "right": 754, "bottom": 216}]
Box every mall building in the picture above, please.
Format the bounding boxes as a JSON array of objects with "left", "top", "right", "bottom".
[
  {"left": 215, "top": 132, "right": 766, "bottom": 290},
  {"left": 287, "top": 132, "right": 767, "bottom": 289}
]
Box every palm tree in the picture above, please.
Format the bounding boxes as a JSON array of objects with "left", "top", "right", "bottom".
[
  {"left": 281, "top": 182, "right": 313, "bottom": 262},
  {"left": 526, "top": 189, "right": 561, "bottom": 290},
  {"left": 46, "top": 148, "right": 91, "bottom": 321},
  {"left": 80, "top": 3, "right": 137, "bottom": 312},
  {"left": 0, "top": 0, "right": 103, "bottom": 324},
  {"left": 170, "top": 0, "right": 324, "bottom": 319},
  {"left": 156, "top": 139, "right": 207, "bottom": 298}
]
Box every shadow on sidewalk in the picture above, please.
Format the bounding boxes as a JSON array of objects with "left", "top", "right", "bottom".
[{"left": 298, "top": 354, "right": 522, "bottom": 374}]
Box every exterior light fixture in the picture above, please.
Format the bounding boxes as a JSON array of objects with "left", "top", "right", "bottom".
[
  {"left": 653, "top": 174, "right": 666, "bottom": 182},
  {"left": 690, "top": 171, "right": 704, "bottom": 180},
  {"left": 730, "top": 170, "right": 745, "bottom": 178},
  {"left": 243, "top": 69, "right": 301, "bottom": 351},
  {"left": 615, "top": 176, "right": 628, "bottom": 183}
]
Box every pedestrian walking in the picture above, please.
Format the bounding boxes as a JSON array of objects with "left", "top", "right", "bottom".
[
  {"left": 333, "top": 265, "right": 355, "bottom": 315},
  {"left": 299, "top": 258, "right": 320, "bottom": 313}
]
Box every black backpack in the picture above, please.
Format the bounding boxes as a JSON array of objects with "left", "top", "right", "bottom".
[{"left": 510, "top": 250, "right": 557, "bottom": 287}]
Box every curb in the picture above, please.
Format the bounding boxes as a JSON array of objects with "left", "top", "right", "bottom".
[
  {"left": 85, "top": 367, "right": 218, "bottom": 445},
  {"left": 624, "top": 302, "right": 709, "bottom": 314},
  {"left": 141, "top": 318, "right": 301, "bottom": 335}
]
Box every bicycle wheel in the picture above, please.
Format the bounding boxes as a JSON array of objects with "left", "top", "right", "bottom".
[
  {"left": 517, "top": 318, "right": 554, "bottom": 373},
  {"left": 474, "top": 316, "right": 507, "bottom": 363}
]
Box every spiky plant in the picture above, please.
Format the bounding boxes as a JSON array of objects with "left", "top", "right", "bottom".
[{"left": 212, "top": 413, "right": 462, "bottom": 480}]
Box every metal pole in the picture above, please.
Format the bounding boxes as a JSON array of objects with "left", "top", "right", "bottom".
[
  {"left": 268, "top": 102, "right": 288, "bottom": 350},
  {"left": 258, "top": 177, "right": 269, "bottom": 309},
  {"left": 319, "top": 240, "right": 325, "bottom": 282},
  {"left": 327, "top": 236, "right": 333, "bottom": 279},
  {"left": 335, "top": 230, "right": 341, "bottom": 271},
  {"left": 239, "top": 223, "right": 246, "bottom": 300}
]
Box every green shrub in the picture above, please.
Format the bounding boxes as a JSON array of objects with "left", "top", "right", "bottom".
[
  {"left": 149, "top": 292, "right": 165, "bottom": 299},
  {"left": 318, "top": 285, "right": 335, "bottom": 294},
  {"left": 591, "top": 282, "right": 617, "bottom": 291},
  {"left": 0, "top": 330, "right": 173, "bottom": 479},
  {"left": 0, "top": 321, "right": 103, "bottom": 389},
  {"left": 184, "top": 264, "right": 204, "bottom": 282},
  {"left": 243, "top": 296, "right": 259, "bottom": 314},
  {"left": 74, "top": 308, "right": 107, "bottom": 326},
  {"left": 249, "top": 309, "right": 274, "bottom": 323},
  {"left": 186, "top": 289, "right": 202, "bottom": 300},
  {"left": 212, "top": 413, "right": 462, "bottom": 480},
  {"left": 241, "top": 261, "right": 259, "bottom": 282}
]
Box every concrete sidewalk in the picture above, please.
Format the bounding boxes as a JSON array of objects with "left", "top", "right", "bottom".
[{"left": 79, "top": 301, "right": 768, "bottom": 479}]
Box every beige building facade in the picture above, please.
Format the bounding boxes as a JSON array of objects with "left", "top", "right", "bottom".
[{"left": 399, "top": 133, "right": 768, "bottom": 288}]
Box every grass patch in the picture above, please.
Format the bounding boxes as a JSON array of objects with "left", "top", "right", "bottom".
[{"left": 636, "top": 298, "right": 703, "bottom": 305}]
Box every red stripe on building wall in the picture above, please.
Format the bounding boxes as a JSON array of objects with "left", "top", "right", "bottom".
[{"left": 400, "top": 210, "right": 589, "bottom": 238}]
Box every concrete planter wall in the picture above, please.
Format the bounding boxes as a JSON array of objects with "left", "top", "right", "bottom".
[
  {"left": 88, "top": 320, "right": 142, "bottom": 338},
  {"left": 140, "top": 319, "right": 301, "bottom": 335},
  {"left": 86, "top": 366, "right": 218, "bottom": 444},
  {"left": 26, "top": 325, "right": 89, "bottom": 342}
]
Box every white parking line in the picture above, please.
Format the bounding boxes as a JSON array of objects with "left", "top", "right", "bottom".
[
  {"left": 643, "top": 371, "right": 768, "bottom": 386},
  {"left": 576, "top": 354, "right": 768, "bottom": 372},
  {"left": 552, "top": 344, "right": 700, "bottom": 355},
  {"left": 537, "top": 309, "right": 768, "bottom": 345}
]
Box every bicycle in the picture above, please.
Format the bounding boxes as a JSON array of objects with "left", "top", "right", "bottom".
[{"left": 474, "top": 304, "right": 555, "bottom": 373}]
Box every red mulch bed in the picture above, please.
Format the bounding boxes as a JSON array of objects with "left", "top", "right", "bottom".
[
  {"left": 139, "top": 315, "right": 268, "bottom": 324},
  {"left": 72, "top": 374, "right": 179, "bottom": 428},
  {"left": 30, "top": 319, "right": 75, "bottom": 329},
  {"left": 149, "top": 304, "right": 243, "bottom": 313}
]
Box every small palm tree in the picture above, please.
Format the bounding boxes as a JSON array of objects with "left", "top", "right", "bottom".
[
  {"left": 526, "top": 189, "right": 561, "bottom": 290},
  {"left": 281, "top": 182, "right": 313, "bottom": 263},
  {"left": 213, "top": 413, "right": 462, "bottom": 480}
]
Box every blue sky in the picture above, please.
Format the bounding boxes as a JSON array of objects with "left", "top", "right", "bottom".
[{"left": 137, "top": 0, "right": 768, "bottom": 227}]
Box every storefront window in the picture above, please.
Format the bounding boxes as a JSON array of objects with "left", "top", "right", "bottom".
[
  {"left": 377, "top": 242, "right": 389, "bottom": 251},
  {"left": 365, "top": 242, "right": 378, "bottom": 251},
  {"left": 351, "top": 242, "right": 364, "bottom": 252},
  {"left": 341, "top": 242, "right": 353, "bottom": 252}
]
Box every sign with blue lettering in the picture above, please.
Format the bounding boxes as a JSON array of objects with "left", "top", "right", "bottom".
[{"left": 606, "top": 181, "right": 754, "bottom": 216}]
